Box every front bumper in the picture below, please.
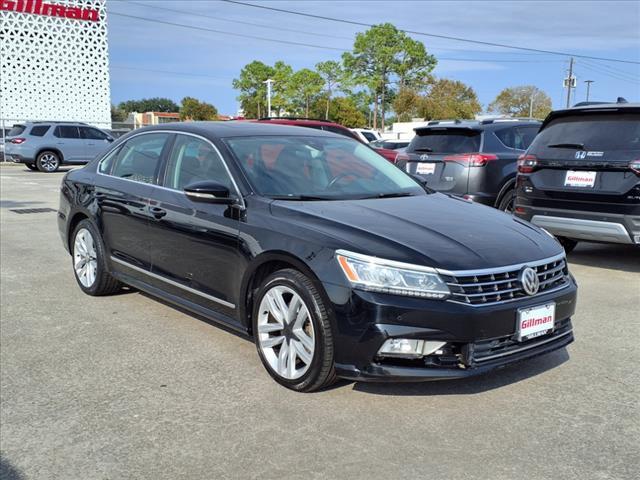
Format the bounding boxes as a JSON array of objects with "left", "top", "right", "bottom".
[
  {"left": 326, "top": 275, "right": 577, "bottom": 382},
  {"left": 517, "top": 206, "right": 640, "bottom": 245}
]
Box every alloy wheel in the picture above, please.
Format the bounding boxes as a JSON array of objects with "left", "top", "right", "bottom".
[
  {"left": 39, "top": 153, "right": 59, "bottom": 172},
  {"left": 74, "top": 228, "right": 98, "bottom": 288},
  {"left": 257, "top": 285, "right": 315, "bottom": 380}
]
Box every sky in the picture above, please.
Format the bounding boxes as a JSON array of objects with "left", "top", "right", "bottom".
[{"left": 106, "top": 0, "right": 640, "bottom": 116}]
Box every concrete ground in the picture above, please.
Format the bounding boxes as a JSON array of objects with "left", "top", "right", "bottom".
[{"left": 1, "top": 163, "right": 638, "bottom": 480}]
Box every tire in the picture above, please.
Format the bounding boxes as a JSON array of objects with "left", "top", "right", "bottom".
[
  {"left": 557, "top": 236, "right": 578, "bottom": 254},
  {"left": 25, "top": 163, "right": 38, "bottom": 171},
  {"left": 36, "top": 151, "right": 60, "bottom": 172},
  {"left": 71, "top": 219, "right": 122, "bottom": 296},
  {"left": 497, "top": 189, "right": 516, "bottom": 213},
  {"left": 252, "top": 269, "right": 336, "bottom": 392}
]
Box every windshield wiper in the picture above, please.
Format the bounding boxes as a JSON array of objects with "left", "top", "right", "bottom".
[
  {"left": 360, "top": 192, "right": 416, "bottom": 200},
  {"left": 547, "top": 143, "right": 585, "bottom": 150},
  {"left": 269, "top": 194, "right": 336, "bottom": 201}
]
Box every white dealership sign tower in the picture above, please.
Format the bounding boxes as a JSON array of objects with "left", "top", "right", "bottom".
[{"left": 0, "top": 0, "right": 111, "bottom": 127}]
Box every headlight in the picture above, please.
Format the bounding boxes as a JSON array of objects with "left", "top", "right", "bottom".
[{"left": 335, "top": 250, "right": 450, "bottom": 299}]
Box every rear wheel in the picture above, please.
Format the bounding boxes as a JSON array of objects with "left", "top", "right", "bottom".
[
  {"left": 36, "top": 151, "right": 60, "bottom": 172},
  {"left": 25, "top": 163, "right": 38, "bottom": 171},
  {"left": 72, "top": 220, "right": 122, "bottom": 296},
  {"left": 497, "top": 189, "right": 516, "bottom": 213},
  {"left": 253, "top": 269, "right": 336, "bottom": 392},
  {"left": 557, "top": 236, "right": 578, "bottom": 254}
]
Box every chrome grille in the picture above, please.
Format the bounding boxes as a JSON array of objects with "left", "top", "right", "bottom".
[{"left": 442, "top": 255, "right": 569, "bottom": 306}]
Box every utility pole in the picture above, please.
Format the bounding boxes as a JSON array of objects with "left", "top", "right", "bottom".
[
  {"left": 584, "top": 80, "right": 594, "bottom": 101},
  {"left": 264, "top": 79, "right": 274, "bottom": 117},
  {"left": 565, "top": 57, "right": 574, "bottom": 108},
  {"left": 529, "top": 90, "right": 537, "bottom": 118}
]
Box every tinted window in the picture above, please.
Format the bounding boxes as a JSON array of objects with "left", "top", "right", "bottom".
[
  {"left": 30, "top": 125, "right": 50, "bottom": 137},
  {"left": 225, "top": 135, "right": 421, "bottom": 199},
  {"left": 8, "top": 125, "right": 26, "bottom": 136},
  {"left": 164, "top": 135, "right": 233, "bottom": 191},
  {"left": 409, "top": 129, "right": 481, "bottom": 153},
  {"left": 360, "top": 131, "right": 378, "bottom": 142},
  {"left": 109, "top": 133, "right": 169, "bottom": 184},
  {"left": 54, "top": 126, "right": 80, "bottom": 139},
  {"left": 495, "top": 125, "right": 539, "bottom": 150},
  {"left": 530, "top": 113, "right": 640, "bottom": 152},
  {"left": 80, "top": 127, "right": 110, "bottom": 140}
]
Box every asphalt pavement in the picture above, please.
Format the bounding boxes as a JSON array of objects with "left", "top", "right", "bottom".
[{"left": 1, "top": 163, "right": 638, "bottom": 480}]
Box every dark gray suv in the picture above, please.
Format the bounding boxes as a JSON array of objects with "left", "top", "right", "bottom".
[
  {"left": 4, "top": 122, "right": 114, "bottom": 172},
  {"left": 398, "top": 119, "right": 541, "bottom": 211}
]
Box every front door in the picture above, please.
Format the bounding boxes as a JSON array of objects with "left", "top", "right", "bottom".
[
  {"left": 80, "top": 126, "right": 113, "bottom": 161},
  {"left": 146, "top": 133, "right": 243, "bottom": 318}
]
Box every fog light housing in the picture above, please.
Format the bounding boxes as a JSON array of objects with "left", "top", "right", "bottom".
[{"left": 378, "top": 339, "right": 447, "bottom": 358}]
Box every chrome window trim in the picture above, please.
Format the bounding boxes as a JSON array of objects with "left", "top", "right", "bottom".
[
  {"left": 110, "top": 256, "right": 236, "bottom": 309},
  {"left": 96, "top": 129, "right": 245, "bottom": 209}
]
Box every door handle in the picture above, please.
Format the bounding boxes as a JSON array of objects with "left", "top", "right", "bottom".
[{"left": 150, "top": 207, "right": 167, "bottom": 219}]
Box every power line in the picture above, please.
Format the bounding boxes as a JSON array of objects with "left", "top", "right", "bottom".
[
  {"left": 221, "top": 0, "right": 640, "bottom": 65},
  {"left": 126, "top": 1, "right": 354, "bottom": 41},
  {"left": 579, "top": 58, "right": 640, "bottom": 82},
  {"left": 109, "top": 11, "right": 567, "bottom": 64},
  {"left": 575, "top": 62, "right": 640, "bottom": 85}
]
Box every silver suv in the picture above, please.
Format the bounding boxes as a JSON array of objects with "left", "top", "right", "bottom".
[{"left": 4, "top": 122, "right": 114, "bottom": 172}]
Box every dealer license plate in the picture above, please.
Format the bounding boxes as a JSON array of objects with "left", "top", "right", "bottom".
[
  {"left": 516, "top": 303, "right": 555, "bottom": 342},
  {"left": 416, "top": 162, "right": 436, "bottom": 175},
  {"left": 564, "top": 170, "right": 596, "bottom": 187}
]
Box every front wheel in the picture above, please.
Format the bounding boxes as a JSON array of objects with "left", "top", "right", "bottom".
[
  {"left": 253, "top": 269, "right": 336, "bottom": 392},
  {"left": 36, "top": 151, "right": 60, "bottom": 172},
  {"left": 72, "top": 220, "right": 122, "bottom": 295},
  {"left": 557, "top": 236, "right": 578, "bottom": 254}
]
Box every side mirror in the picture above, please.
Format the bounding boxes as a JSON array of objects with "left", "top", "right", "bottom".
[
  {"left": 106, "top": 137, "right": 114, "bottom": 143},
  {"left": 184, "top": 181, "right": 236, "bottom": 204}
]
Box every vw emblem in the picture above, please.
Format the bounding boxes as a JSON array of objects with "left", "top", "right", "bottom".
[
  {"left": 519, "top": 267, "right": 540, "bottom": 296},
  {"left": 420, "top": 154, "right": 429, "bottom": 161}
]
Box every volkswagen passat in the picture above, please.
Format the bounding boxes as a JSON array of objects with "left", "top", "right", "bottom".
[{"left": 58, "top": 122, "right": 577, "bottom": 392}]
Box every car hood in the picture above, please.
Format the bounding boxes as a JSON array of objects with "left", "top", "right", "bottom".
[{"left": 270, "top": 193, "right": 563, "bottom": 271}]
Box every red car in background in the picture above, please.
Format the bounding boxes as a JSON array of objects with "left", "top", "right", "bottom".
[{"left": 254, "top": 118, "right": 400, "bottom": 163}]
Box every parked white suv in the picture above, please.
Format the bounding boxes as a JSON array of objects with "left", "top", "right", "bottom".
[{"left": 4, "top": 122, "right": 114, "bottom": 172}]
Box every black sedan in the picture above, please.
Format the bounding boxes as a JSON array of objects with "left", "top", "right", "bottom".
[{"left": 58, "top": 122, "right": 577, "bottom": 392}]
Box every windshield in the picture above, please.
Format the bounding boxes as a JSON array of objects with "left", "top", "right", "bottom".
[
  {"left": 531, "top": 113, "right": 640, "bottom": 152},
  {"left": 224, "top": 135, "right": 423, "bottom": 200}
]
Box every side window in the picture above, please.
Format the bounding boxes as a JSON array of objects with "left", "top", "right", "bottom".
[
  {"left": 109, "top": 133, "right": 169, "bottom": 184},
  {"left": 517, "top": 126, "right": 540, "bottom": 150},
  {"left": 495, "top": 126, "right": 540, "bottom": 150},
  {"left": 29, "top": 125, "right": 50, "bottom": 136},
  {"left": 80, "top": 127, "right": 109, "bottom": 140},
  {"left": 54, "top": 126, "right": 80, "bottom": 139},
  {"left": 164, "top": 135, "right": 234, "bottom": 191}
]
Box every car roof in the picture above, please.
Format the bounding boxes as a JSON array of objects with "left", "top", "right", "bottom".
[
  {"left": 540, "top": 102, "right": 640, "bottom": 130},
  {"left": 414, "top": 118, "right": 540, "bottom": 133},
  {"left": 255, "top": 117, "right": 347, "bottom": 128},
  {"left": 123, "top": 121, "right": 344, "bottom": 139}
]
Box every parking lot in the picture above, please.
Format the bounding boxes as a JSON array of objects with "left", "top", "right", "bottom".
[{"left": 0, "top": 163, "right": 638, "bottom": 480}]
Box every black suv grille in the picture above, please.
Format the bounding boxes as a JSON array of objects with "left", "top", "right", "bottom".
[{"left": 442, "top": 255, "right": 569, "bottom": 306}]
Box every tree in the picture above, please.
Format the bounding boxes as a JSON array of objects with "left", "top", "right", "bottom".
[
  {"left": 179, "top": 97, "right": 218, "bottom": 121},
  {"left": 316, "top": 60, "right": 344, "bottom": 119},
  {"left": 118, "top": 97, "right": 179, "bottom": 114},
  {"left": 392, "top": 87, "right": 421, "bottom": 122},
  {"left": 489, "top": 86, "right": 552, "bottom": 119},
  {"left": 288, "top": 68, "right": 324, "bottom": 117},
  {"left": 232, "top": 60, "right": 275, "bottom": 118},
  {"left": 327, "top": 96, "right": 367, "bottom": 127},
  {"left": 110, "top": 104, "right": 126, "bottom": 122},
  {"left": 342, "top": 23, "right": 436, "bottom": 130},
  {"left": 418, "top": 78, "right": 482, "bottom": 120},
  {"left": 271, "top": 61, "right": 295, "bottom": 116}
]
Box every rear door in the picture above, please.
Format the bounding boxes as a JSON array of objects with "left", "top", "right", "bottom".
[
  {"left": 403, "top": 127, "right": 482, "bottom": 195},
  {"left": 53, "top": 125, "right": 85, "bottom": 162},
  {"left": 524, "top": 110, "right": 640, "bottom": 214}
]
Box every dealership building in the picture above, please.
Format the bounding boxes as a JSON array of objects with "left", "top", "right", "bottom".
[{"left": 0, "top": 0, "right": 111, "bottom": 129}]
